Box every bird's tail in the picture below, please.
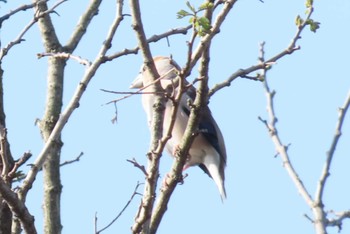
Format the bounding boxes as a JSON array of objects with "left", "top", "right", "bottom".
[{"left": 204, "top": 159, "right": 227, "bottom": 201}]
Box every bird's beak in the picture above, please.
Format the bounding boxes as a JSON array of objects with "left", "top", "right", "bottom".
[{"left": 129, "top": 73, "right": 144, "bottom": 89}]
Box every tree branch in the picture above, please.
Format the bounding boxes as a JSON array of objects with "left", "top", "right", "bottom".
[
  {"left": 37, "top": 52, "right": 92, "bottom": 66},
  {"left": 0, "top": 179, "right": 36, "bottom": 234},
  {"left": 64, "top": 0, "right": 103, "bottom": 52},
  {"left": 259, "top": 41, "right": 314, "bottom": 209},
  {"left": 96, "top": 182, "right": 142, "bottom": 234},
  {"left": 208, "top": 2, "right": 316, "bottom": 97},
  {"left": 185, "top": 0, "right": 237, "bottom": 76},
  {"left": 149, "top": 3, "right": 216, "bottom": 232},
  {"left": 0, "top": 0, "right": 67, "bottom": 60},
  {"left": 0, "top": 2, "right": 36, "bottom": 27},
  {"left": 128, "top": 0, "right": 173, "bottom": 232},
  {"left": 105, "top": 26, "right": 191, "bottom": 62},
  {"left": 315, "top": 89, "right": 350, "bottom": 205},
  {"left": 19, "top": 0, "right": 124, "bottom": 203},
  {"left": 327, "top": 210, "right": 350, "bottom": 231},
  {"left": 60, "top": 152, "right": 84, "bottom": 167}
]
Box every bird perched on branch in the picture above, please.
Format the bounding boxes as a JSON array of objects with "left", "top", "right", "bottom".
[{"left": 130, "top": 56, "right": 227, "bottom": 200}]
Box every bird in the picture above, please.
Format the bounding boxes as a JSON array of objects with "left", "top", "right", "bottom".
[{"left": 130, "top": 56, "right": 227, "bottom": 200}]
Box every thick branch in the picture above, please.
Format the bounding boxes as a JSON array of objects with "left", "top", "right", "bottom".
[
  {"left": 0, "top": 179, "right": 36, "bottom": 234},
  {"left": 129, "top": 0, "right": 165, "bottom": 233},
  {"left": 64, "top": 0, "right": 103, "bottom": 52},
  {"left": 149, "top": 4, "right": 215, "bottom": 232}
]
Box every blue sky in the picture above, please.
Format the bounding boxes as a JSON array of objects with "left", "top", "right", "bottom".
[{"left": 1, "top": 0, "right": 350, "bottom": 233}]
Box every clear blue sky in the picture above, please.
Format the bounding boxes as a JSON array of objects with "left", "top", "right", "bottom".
[{"left": 1, "top": 0, "right": 350, "bottom": 233}]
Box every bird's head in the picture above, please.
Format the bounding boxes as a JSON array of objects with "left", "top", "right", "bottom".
[{"left": 130, "top": 56, "right": 181, "bottom": 89}]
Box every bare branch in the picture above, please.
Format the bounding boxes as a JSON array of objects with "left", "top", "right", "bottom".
[
  {"left": 96, "top": 182, "right": 143, "bottom": 234},
  {"left": 101, "top": 66, "right": 176, "bottom": 106},
  {"left": 150, "top": 4, "right": 216, "bottom": 232},
  {"left": 208, "top": 2, "right": 316, "bottom": 97},
  {"left": 129, "top": 0, "right": 165, "bottom": 232},
  {"left": 64, "top": 0, "right": 103, "bottom": 52},
  {"left": 60, "top": 152, "right": 84, "bottom": 167},
  {"left": 0, "top": 2, "right": 36, "bottom": 26},
  {"left": 0, "top": 0, "right": 67, "bottom": 60},
  {"left": 315, "top": 89, "right": 350, "bottom": 203},
  {"left": 0, "top": 124, "right": 9, "bottom": 182},
  {"left": 259, "top": 41, "right": 314, "bottom": 208},
  {"left": 127, "top": 158, "right": 148, "bottom": 176},
  {"left": 0, "top": 179, "right": 36, "bottom": 233},
  {"left": 327, "top": 210, "right": 350, "bottom": 231},
  {"left": 37, "top": 52, "right": 92, "bottom": 66},
  {"left": 19, "top": 0, "right": 125, "bottom": 201},
  {"left": 105, "top": 26, "right": 191, "bottom": 62},
  {"left": 8, "top": 152, "right": 32, "bottom": 179},
  {"left": 259, "top": 36, "right": 333, "bottom": 233}
]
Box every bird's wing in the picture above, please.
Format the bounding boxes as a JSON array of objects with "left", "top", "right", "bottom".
[{"left": 181, "top": 87, "right": 227, "bottom": 175}]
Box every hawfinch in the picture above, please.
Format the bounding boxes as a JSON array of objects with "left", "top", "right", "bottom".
[{"left": 130, "top": 56, "right": 227, "bottom": 200}]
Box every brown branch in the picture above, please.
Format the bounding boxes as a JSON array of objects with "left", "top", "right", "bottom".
[
  {"left": 127, "top": 158, "right": 148, "bottom": 176},
  {"left": 8, "top": 152, "right": 32, "bottom": 179},
  {"left": 0, "top": 179, "right": 36, "bottom": 233}
]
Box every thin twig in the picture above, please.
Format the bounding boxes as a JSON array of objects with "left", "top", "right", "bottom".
[
  {"left": 105, "top": 26, "right": 191, "bottom": 61},
  {"left": 101, "top": 67, "right": 175, "bottom": 105},
  {"left": 127, "top": 158, "right": 148, "bottom": 176},
  {"left": 96, "top": 182, "right": 143, "bottom": 234},
  {"left": 0, "top": 2, "right": 37, "bottom": 26},
  {"left": 60, "top": 152, "right": 84, "bottom": 167},
  {"left": 209, "top": 3, "right": 316, "bottom": 97},
  {"left": 0, "top": 0, "right": 67, "bottom": 60},
  {"left": 8, "top": 152, "right": 32, "bottom": 179}
]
